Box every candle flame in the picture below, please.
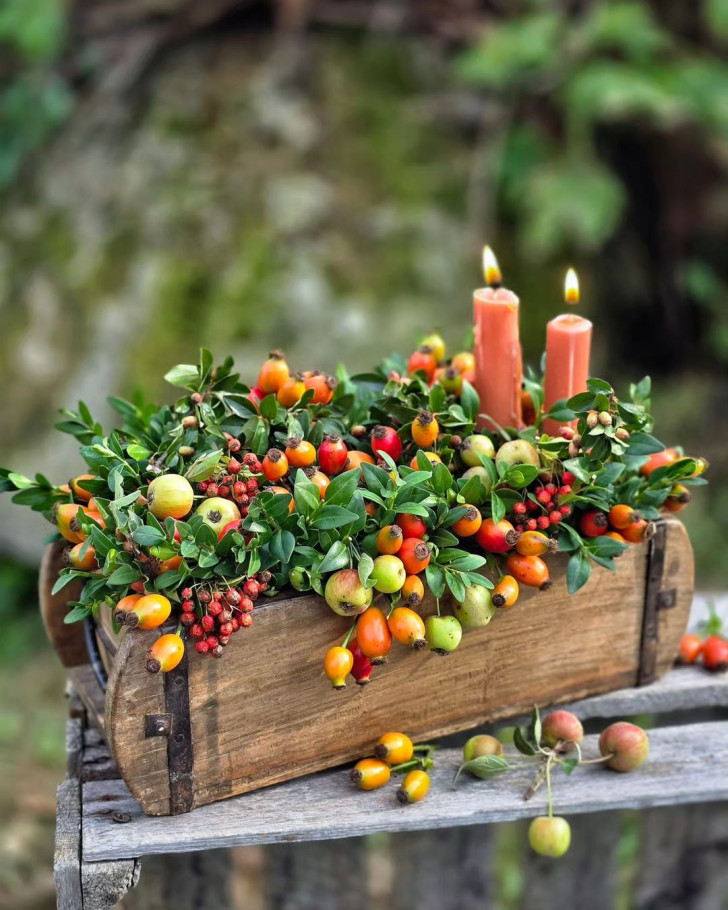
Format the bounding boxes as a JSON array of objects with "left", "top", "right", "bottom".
[
  {"left": 564, "top": 268, "right": 579, "bottom": 305},
  {"left": 482, "top": 246, "right": 502, "bottom": 287}
]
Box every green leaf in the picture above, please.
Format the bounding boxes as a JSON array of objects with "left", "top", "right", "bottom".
[
  {"left": 513, "top": 727, "right": 536, "bottom": 756},
  {"left": 156, "top": 568, "right": 186, "bottom": 590},
  {"left": 446, "top": 571, "right": 467, "bottom": 603},
  {"left": 64, "top": 605, "right": 91, "bottom": 625},
  {"left": 490, "top": 492, "right": 506, "bottom": 525},
  {"left": 51, "top": 571, "right": 84, "bottom": 596},
  {"left": 185, "top": 450, "right": 223, "bottom": 482},
  {"left": 132, "top": 526, "right": 166, "bottom": 546},
  {"left": 431, "top": 462, "right": 453, "bottom": 495},
  {"left": 560, "top": 758, "right": 578, "bottom": 776},
  {"left": 567, "top": 551, "right": 592, "bottom": 594},
  {"left": 626, "top": 432, "right": 665, "bottom": 456},
  {"left": 459, "top": 380, "right": 480, "bottom": 422},
  {"left": 312, "top": 506, "right": 359, "bottom": 530},
  {"left": 324, "top": 470, "right": 361, "bottom": 507},
  {"left": 358, "top": 552, "right": 374, "bottom": 587},
  {"left": 270, "top": 530, "right": 296, "bottom": 565},
  {"left": 108, "top": 565, "right": 143, "bottom": 585},
  {"left": 126, "top": 444, "right": 151, "bottom": 462},
  {"left": 425, "top": 564, "right": 446, "bottom": 599},
  {"left": 531, "top": 706, "right": 542, "bottom": 747},
  {"left": 319, "top": 541, "right": 350, "bottom": 574},
  {"left": 164, "top": 364, "right": 200, "bottom": 389},
  {"left": 453, "top": 754, "right": 511, "bottom": 786}
]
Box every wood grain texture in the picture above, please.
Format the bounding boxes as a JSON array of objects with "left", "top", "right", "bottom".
[
  {"left": 39, "top": 540, "right": 87, "bottom": 667},
  {"left": 55, "top": 779, "right": 83, "bottom": 909},
  {"left": 265, "top": 839, "right": 369, "bottom": 910},
  {"left": 80, "top": 720, "right": 728, "bottom": 861},
  {"left": 105, "top": 517, "right": 693, "bottom": 815},
  {"left": 69, "top": 664, "right": 106, "bottom": 733}
]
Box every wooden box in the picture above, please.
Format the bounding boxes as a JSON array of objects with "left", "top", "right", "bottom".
[{"left": 41, "top": 518, "right": 693, "bottom": 816}]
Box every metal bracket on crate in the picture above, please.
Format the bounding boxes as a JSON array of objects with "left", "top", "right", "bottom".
[
  {"left": 637, "top": 522, "right": 676, "bottom": 686},
  {"left": 163, "top": 636, "right": 194, "bottom": 814}
]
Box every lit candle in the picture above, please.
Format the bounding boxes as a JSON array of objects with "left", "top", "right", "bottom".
[
  {"left": 473, "top": 246, "right": 523, "bottom": 432},
  {"left": 542, "top": 269, "right": 593, "bottom": 438}
]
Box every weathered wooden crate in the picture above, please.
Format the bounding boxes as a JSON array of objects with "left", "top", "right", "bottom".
[{"left": 41, "top": 517, "right": 693, "bottom": 817}]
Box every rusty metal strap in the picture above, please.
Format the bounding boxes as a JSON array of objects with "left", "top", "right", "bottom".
[{"left": 163, "top": 644, "right": 194, "bottom": 814}]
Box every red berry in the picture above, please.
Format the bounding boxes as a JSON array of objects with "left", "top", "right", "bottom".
[
  {"left": 560, "top": 505, "right": 572, "bottom": 517},
  {"left": 201, "top": 615, "right": 215, "bottom": 632},
  {"left": 244, "top": 579, "right": 260, "bottom": 599},
  {"left": 240, "top": 614, "right": 253, "bottom": 628},
  {"left": 196, "top": 640, "right": 210, "bottom": 655},
  {"left": 545, "top": 483, "right": 557, "bottom": 495},
  {"left": 231, "top": 617, "right": 240, "bottom": 632},
  {"left": 240, "top": 595, "right": 254, "bottom": 613},
  {"left": 181, "top": 600, "right": 195, "bottom": 613},
  {"left": 198, "top": 481, "right": 209, "bottom": 493},
  {"left": 537, "top": 516, "right": 550, "bottom": 530},
  {"left": 228, "top": 458, "right": 242, "bottom": 474},
  {"left": 549, "top": 511, "right": 562, "bottom": 524},
  {"left": 537, "top": 490, "right": 552, "bottom": 506},
  {"left": 226, "top": 589, "right": 241, "bottom": 606},
  {"left": 219, "top": 635, "right": 230, "bottom": 646},
  {"left": 233, "top": 481, "right": 246, "bottom": 498},
  {"left": 180, "top": 613, "right": 195, "bottom": 627},
  {"left": 526, "top": 518, "right": 538, "bottom": 531},
  {"left": 243, "top": 453, "right": 258, "bottom": 466},
  {"left": 246, "top": 478, "right": 259, "bottom": 493},
  {"left": 579, "top": 510, "right": 608, "bottom": 537},
  {"left": 220, "top": 609, "right": 233, "bottom": 623},
  {"left": 206, "top": 483, "right": 219, "bottom": 497},
  {"left": 526, "top": 500, "right": 539, "bottom": 513},
  {"left": 702, "top": 636, "right": 728, "bottom": 671},
  {"left": 222, "top": 474, "right": 233, "bottom": 485},
  {"left": 514, "top": 502, "right": 527, "bottom": 516},
  {"left": 209, "top": 601, "right": 223, "bottom": 617},
  {"left": 370, "top": 425, "right": 403, "bottom": 462},
  {"left": 190, "top": 623, "right": 204, "bottom": 639},
  {"left": 219, "top": 622, "right": 233, "bottom": 636},
  {"left": 558, "top": 485, "right": 572, "bottom": 497},
  {"left": 562, "top": 471, "right": 575, "bottom": 484},
  {"left": 181, "top": 587, "right": 193, "bottom": 600},
  {"left": 206, "top": 635, "right": 219, "bottom": 649},
  {"left": 218, "top": 485, "right": 230, "bottom": 498},
  {"left": 198, "top": 588, "right": 212, "bottom": 604},
  {"left": 227, "top": 438, "right": 242, "bottom": 453},
  {"left": 318, "top": 434, "right": 349, "bottom": 475},
  {"left": 515, "top": 524, "right": 525, "bottom": 534}
]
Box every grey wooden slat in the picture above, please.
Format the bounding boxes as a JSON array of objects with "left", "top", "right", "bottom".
[
  {"left": 82, "top": 858, "right": 141, "bottom": 910},
  {"left": 633, "top": 802, "right": 728, "bottom": 910},
  {"left": 117, "top": 852, "right": 233, "bottom": 910},
  {"left": 265, "top": 838, "right": 369, "bottom": 910},
  {"left": 81, "top": 720, "right": 728, "bottom": 862},
  {"left": 521, "top": 811, "right": 622, "bottom": 910},
  {"left": 389, "top": 827, "right": 495, "bottom": 910},
  {"left": 55, "top": 779, "right": 83, "bottom": 910}
]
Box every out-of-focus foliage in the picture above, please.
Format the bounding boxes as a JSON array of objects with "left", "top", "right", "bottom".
[
  {"left": 457, "top": 1, "right": 728, "bottom": 263},
  {"left": 0, "top": 0, "right": 72, "bottom": 187}
]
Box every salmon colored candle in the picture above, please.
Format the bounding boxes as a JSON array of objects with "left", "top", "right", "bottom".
[
  {"left": 542, "top": 269, "right": 592, "bottom": 437},
  {"left": 473, "top": 248, "right": 523, "bottom": 431}
]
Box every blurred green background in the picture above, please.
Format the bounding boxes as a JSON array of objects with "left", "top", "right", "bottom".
[{"left": 1, "top": 1, "right": 727, "bottom": 907}]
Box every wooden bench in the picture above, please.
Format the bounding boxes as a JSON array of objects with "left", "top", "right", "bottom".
[{"left": 55, "top": 600, "right": 728, "bottom": 910}]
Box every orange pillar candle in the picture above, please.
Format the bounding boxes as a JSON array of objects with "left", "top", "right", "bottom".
[
  {"left": 542, "top": 269, "right": 593, "bottom": 438},
  {"left": 473, "top": 247, "right": 523, "bottom": 431}
]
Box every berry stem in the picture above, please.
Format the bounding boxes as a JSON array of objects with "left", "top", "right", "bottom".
[
  {"left": 341, "top": 619, "right": 358, "bottom": 650},
  {"left": 546, "top": 754, "right": 554, "bottom": 819}
]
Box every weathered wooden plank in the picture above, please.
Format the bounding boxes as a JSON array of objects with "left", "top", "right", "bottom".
[
  {"left": 389, "top": 827, "right": 495, "bottom": 910},
  {"left": 633, "top": 802, "right": 728, "bottom": 910},
  {"left": 81, "top": 720, "right": 728, "bottom": 862},
  {"left": 265, "top": 838, "right": 369, "bottom": 910},
  {"left": 521, "top": 811, "right": 622, "bottom": 910},
  {"left": 55, "top": 779, "right": 83, "bottom": 910},
  {"left": 106, "top": 518, "right": 693, "bottom": 815},
  {"left": 69, "top": 664, "right": 106, "bottom": 732}
]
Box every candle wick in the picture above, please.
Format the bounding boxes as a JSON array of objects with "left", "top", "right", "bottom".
[{"left": 488, "top": 281, "right": 502, "bottom": 291}]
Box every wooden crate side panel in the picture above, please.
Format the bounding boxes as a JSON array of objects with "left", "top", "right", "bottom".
[
  {"left": 108, "top": 519, "right": 693, "bottom": 815},
  {"left": 39, "top": 541, "right": 88, "bottom": 668},
  {"left": 104, "top": 630, "right": 172, "bottom": 815}
]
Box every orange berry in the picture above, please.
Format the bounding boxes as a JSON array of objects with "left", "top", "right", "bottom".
[
  {"left": 257, "top": 351, "right": 289, "bottom": 394},
  {"left": 345, "top": 450, "right": 375, "bottom": 472},
  {"left": 402, "top": 574, "right": 425, "bottom": 607},
  {"left": 397, "top": 769, "right": 430, "bottom": 804},
  {"left": 407, "top": 347, "right": 437, "bottom": 382},
  {"left": 622, "top": 518, "right": 652, "bottom": 543},
  {"left": 398, "top": 538, "right": 431, "bottom": 575},
  {"left": 492, "top": 574, "right": 519, "bottom": 608},
  {"left": 67, "top": 542, "right": 98, "bottom": 571},
  {"left": 678, "top": 633, "right": 703, "bottom": 665},
  {"left": 516, "top": 530, "right": 555, "bottom": 557},
  {"left": 304, "top": 372, "right": 337, "bottom": 405},
  {"left": 125, "top": 593, "right": 172, "bottom": 630},
  {"left": 349, "top": 758, "right": 390, "bottom": 791},
  {"left": 374, "top": 731, "right": 414, "bottom": 764},
  {"left": 412, "top": 410, "right": 439, "bottom": 448},
  {"left": 262, "top": 448, "right": 289, "bottom": 481},
  {"left": 146, "top": 633, "right": 185, "bottom": 674},
  {"left": 277, "top": 373, "right": 306, "bottom": 408},
  {"left": 324, "top": 646, "right": 354, "bottom": 689},
  {"left": 506, "top": 553, "right": 550, "bottom": 590},
  {"left": 639, "top": 448, "right": 679, "bottom": 478},
  {"left": 451, "top": 351, "right": 475, "bottom": 375},
  {"left": 356, "top": 607, "right": 392, "bottom": 664},
  {"left": 70, "top": 474, "right": 96, "bottom": 503},
  {"left": 305, "top": 469, "right": 330, "bottom": 499},
  {"left": 285, "top": 437, "right": 316, "bottom": 468},
  {"left": 452, "top": 505, "right": 482, "bottom": 538},
  {"left": 387, "top": 607, "right": 426, "bottom": 650},
  {"left": 608, "top": 504, "right": 641, "bottom": 530},
  {"left": 376, "top": 525, "right": 403, "bottom": 555},
  {"left": 409, "top": 451, "right": 442, "bottom": 470},
  {"left": 54, "top": 503, "right": 86, "bottom": 543}
]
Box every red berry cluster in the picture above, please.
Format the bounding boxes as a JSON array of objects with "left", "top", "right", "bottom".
[
  {"left": 196, "top": 447, "right": 262, "bottom": 519},
  {"left": 180, "top": 573, "right": 270, "bottom": 658},
  {"left": 512, "top": 471, "right": 575, "bottom": 535}
]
